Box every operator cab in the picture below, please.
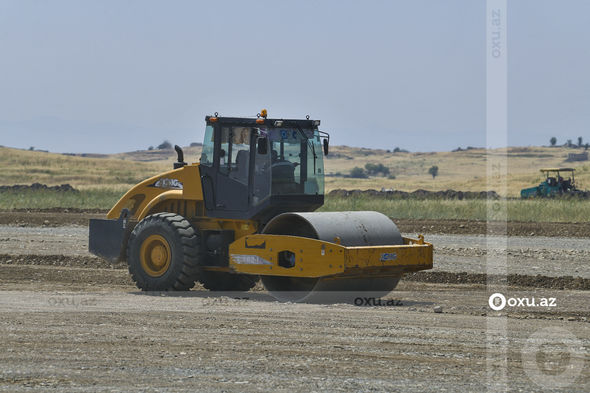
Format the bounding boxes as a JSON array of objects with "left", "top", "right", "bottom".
[
  {"left": 541, "top": 168, "right": 576, "bottom": 192},
  {"left": 198, "top": 111, "right": 329, "bottom": 222}
]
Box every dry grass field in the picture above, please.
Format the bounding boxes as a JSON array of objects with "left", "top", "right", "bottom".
[
  {"left": 323, "top": 145, "right": 590, "bottom": 196},
  {"left": 2, "top": 144, "right": 589, "bottom": 221},
  {"left": 1, "top": 145, "right": 589, "bottom": 197},
  {"left": 0, "top": 146, "right": 163, "bottom": 191}
]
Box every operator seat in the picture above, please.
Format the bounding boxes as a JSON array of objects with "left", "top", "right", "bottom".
[
  {"left": 271, "top": 150, "right": 296, "bottom": 193},
  {"left": 233, "top": 149, "right": 250, "bottom": 184}
]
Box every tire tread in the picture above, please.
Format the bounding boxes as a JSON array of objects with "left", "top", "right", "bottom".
[{"left": 127, "top": 212, "right": 201, "bottom": 291}]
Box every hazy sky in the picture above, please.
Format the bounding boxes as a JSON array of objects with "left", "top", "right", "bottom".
[{"left": 0, "top": 0, "right": 588, "bottom": 153}]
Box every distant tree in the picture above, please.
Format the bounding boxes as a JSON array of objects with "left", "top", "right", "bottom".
[
  {"left": 550, "top": 137, "right": 557, "bottom": 146},
  {"left": 428, "top": 165, "right": 439, "bottom": 179},
  {"left": 578, "top": 136, "right": 583, "bottom": 147},
  {"left": 148, "top": 146, "right": 154, "bottom": 151},
  {"left": 585, "top": 143, "right": 589, "bottom": 151},
  {"left": 364, "top": 163, "right": 390, "bottom": 176},
  {"left": 567, "top": 139, "right": 573, "bottom": 148},
  {"left": 158, "top": 140, "right": 172, "bottom": 150},
  {"left": 349, "top": 167, "right": 368, "bottom": 178},
  {"left": 28, "top": 146, "right": 34, "bottom": 151}
]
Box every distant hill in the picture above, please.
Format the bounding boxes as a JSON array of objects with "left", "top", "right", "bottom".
[{"left": 1, "top": 145, "right": 588, "bottom": 197}]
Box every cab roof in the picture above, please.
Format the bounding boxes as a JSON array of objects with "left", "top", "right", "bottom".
[
  {"left": 205, "top": 115, "right": 320, "bottom": 129},
  {"left": 540, "top": 168, "right": 575, "bottom": 172}
]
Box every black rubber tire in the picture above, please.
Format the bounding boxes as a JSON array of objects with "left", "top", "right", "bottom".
[
  {"left": 127, "top": 212, "right": 200, "bottom": 291},
  {"left": 198, "top": 270, "right": 259, "bottom": 292}
]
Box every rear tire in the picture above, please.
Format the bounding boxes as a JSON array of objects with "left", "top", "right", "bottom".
[
  {"left": 127, "top": 212, "right": 200, "bottom": 291},
  {"left": 199, "top": 271, "right": 258, "bottom": 292}
]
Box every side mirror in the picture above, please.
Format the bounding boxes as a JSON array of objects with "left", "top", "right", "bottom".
[
  {"left": 323, "top": 139, "right": 329, "bottom": 156},
  {"left": 257, "top": 137, "right": 268, "bottom": 155}
]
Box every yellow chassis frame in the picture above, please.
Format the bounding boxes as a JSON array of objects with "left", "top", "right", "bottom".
[{"left": 228, "top": 234, "right": 433, "bottom": 278}]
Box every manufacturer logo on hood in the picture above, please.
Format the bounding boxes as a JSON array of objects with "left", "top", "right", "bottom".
[{"left": 151, "top": 178, "right": 183, "bottom": 190}]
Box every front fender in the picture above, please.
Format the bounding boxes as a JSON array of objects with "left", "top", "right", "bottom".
[
  {"left": 107, "top": 164, "right": 203, "bottom": 220},
  {"left": 136, "top": 190, "right": 183, "bottom": 221}
]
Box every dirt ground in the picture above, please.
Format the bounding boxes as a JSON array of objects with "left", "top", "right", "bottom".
[
  {"left": 2, "top": 210, "right": 590, "bottom": 237},
  {"left": 0, "top": 211, "right": 588, "bottom": 392}
]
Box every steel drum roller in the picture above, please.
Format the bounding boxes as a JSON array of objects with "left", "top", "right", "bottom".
[{"left": 260, "top": 211, "right": 404, "bottom": 302}]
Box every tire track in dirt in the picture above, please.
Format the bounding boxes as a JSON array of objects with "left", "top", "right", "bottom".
[
  {"left": 1, "top": 255, "right": 588, "bottom": 291},
  {"left": 1, "top": 211, "right": 589, "bottom": 237}
]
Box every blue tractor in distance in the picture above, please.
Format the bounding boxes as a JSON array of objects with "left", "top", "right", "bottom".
[{"left": 521, "top": 168, "right": 578, "bottom": 198}]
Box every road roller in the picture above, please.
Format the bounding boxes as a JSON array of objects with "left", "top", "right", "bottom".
[{"left": 89, "top": 110, "right": 433, "bottom": 302}]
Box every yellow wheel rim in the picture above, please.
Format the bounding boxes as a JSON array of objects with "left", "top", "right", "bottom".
[{"left": 140, "top": 234, "right": 171, "bottom": 277}]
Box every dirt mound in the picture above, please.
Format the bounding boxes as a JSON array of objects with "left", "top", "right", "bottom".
[
  {"left": 396, "top": 219, "right": 590, "bottom": 238},
  {"left": 0, "top": 210, "right": 106, "bottom": 226},
  {"left": 403, "top": 271, "right": 589, "bottom": 290},
  {"left": 0, "top": 254, "right": 121, "bottom": 269},
  {"left": 329, "top": 189, "right": 500, "bottom": 200},
  {"left": 1, "top": 212, "right": 587, "bottom": 237},
  {"left": 0, "top": 183, "right": 78, "bottom": 192},
  {"left": 1, "top": 254, "right": 587, "bottom": 290},
  {"left": 7, "top": 207, "right": 108, "bottom": 214}
]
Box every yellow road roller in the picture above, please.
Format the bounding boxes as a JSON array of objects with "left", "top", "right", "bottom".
[{"left": 89, "top": 111, "right": 433, "bottom": 302}]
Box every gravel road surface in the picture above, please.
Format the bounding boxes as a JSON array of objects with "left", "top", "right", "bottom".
[
  {"left": 0, "top": 287, "right": 588, "bottom": 392},
  {"left": 2, "top": 225, "right": 588, "bottom": 278},
  {"left": 0, "top": 217, "right": 588, "bottom": 392}
]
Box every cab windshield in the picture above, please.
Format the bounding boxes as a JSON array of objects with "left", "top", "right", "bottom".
[{"left": 265, "top": 128, "right": 324, "bottom": 196}]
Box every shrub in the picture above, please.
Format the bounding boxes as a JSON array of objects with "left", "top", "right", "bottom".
[
  {"left": 365, "top": 163, "right": 390, "bottom": 176},
  {"left": 349, "top": 167, "right": 368, "bottom": 178}
]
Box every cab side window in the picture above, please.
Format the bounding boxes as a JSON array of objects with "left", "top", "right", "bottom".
[
  {"left": 217, "top": 127, "right": 251, "bottom": 185},
  {"left": 200, "top": 125, "right": 214, "bottom": 166},
  {"left": 229, "top": 127, "right": 251, "bottom": 185}
]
